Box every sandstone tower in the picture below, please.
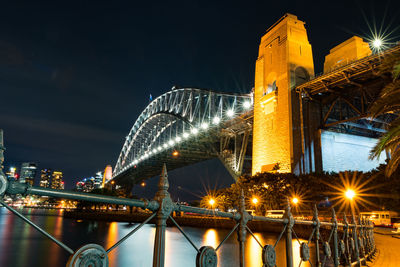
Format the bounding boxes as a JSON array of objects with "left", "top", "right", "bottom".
[{"left": 252, "top": 14, "right": 315, "bottom": 175}]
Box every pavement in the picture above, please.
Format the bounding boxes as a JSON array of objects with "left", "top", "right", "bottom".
[{"left": 369, "top": 228, "right": 400, "bottom": 267}]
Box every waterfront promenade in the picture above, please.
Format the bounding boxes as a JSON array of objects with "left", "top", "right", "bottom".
[{"left": 370, "top": 228, "right": 400, "bottom": 267}]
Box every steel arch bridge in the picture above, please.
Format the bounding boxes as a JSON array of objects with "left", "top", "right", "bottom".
[{"left": 112, "top": 88, "right": 253, "bottom": 187}]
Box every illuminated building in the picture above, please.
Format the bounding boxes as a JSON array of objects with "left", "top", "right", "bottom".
[
  {"left": 51, "top": 171, "right": 64, "bottom": 190},
  {"left": 40, "top": 169, "right": 52, "bottom": 188},
  {"left": 6, "top": 167, "right": 18, "bottom": 180},
  {"left": 19, "top": 162, "right": 37, "bottom": 185},
  {"left": 94, "top": 171, "right": 103, "bottom": 189},
  {"left": 323, "top": 36, "right": 371, "bottom": 73},
  {"left": 102, "top": 165, "right": 112, "bottom": 187},
  {"left": 253, "top": 14, "right": 314, "bottom": 175},
  {"left": 82, "top": 178, "right": 94, "bottom": 192}
]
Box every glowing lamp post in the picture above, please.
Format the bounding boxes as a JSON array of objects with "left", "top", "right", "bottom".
[
  {"left": 252, "top": 197, "right": 258, "bottom": 205},
  {"left": 292, "top": 197, "right": 299, "bottom": 205},
  {"left": 372, "top": 39, "right": 382, "bottom": 49},
  {"left": 345, "top": 189, "right": 356, "bottom": 200},
  {"left": 209, "top": 198, "right": 215, "bottom": 209}
]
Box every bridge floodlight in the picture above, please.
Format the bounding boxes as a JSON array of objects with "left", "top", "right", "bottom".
[
  {"left": 372, "top": 38, "right": 382, "bottom": 48},
  {"left": 168, "top": 140, "right": 175, "bottom": 146},
  {"left": 191, "top": 128, "right": 199, "bottom": 135},
  {"left": 227, "top": 109, "right": 235, "bottom": 117},
  {"left": 158, "top": 146, "right": 162, "bottom": 151},
  {"left": 243, "top": 101, "right": 251, "bottom": 109},
  {"left": 183, "top": 132, "right": 189, "bottom": 139},
  {"left": 212, "top": 116, "right": 220, "bottom": 124},
  {"left": 176, "top": 136, "right": 182, "bottom": 142},
  {"left": 163, "top": 143, "right": 168, "bottom": 148},
  {"left": 153, "top": 149, "right": 157, "bottom": 153},
  {"left": 201, "top": 122, "right": 209, "bottom": 129}
]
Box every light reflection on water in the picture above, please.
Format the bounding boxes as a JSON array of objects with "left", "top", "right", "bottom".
[{"left": 0, "top": 208, "right": 313, "bottom": 267}]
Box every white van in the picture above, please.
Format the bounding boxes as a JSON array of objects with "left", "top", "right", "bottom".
[{"left": 360, "top": 211, "right": 399, "bottom": 227}]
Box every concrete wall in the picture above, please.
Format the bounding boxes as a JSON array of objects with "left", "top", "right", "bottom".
[{"left": 321, "top": 130, "right": 386, "bottom": 172}]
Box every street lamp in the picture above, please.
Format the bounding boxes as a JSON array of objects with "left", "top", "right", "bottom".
[
  {"left": 292, "top": 197, "right": 299, "bottom": 205},
  {"left": 209, "top": 198, "right": 215, "bottom": 208},
  {"left": 345, "top": 189, "right": 356, "bottom": 200},
  {"left": 252, "top": 197, "right": 259, "bottom": 205}
]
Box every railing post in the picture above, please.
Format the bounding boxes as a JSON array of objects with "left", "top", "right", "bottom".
[
  {"left": 152, "top": 164, "right": 174, "bottom": 267},
  {"left": 362, "top": 218, "right": 370, "bottom": 256},
  {"left": 369, "top": 220, "right": 375, "bottom": 252},
  {"left": 236, "top": 190, "right": 251, "bottom": 267},
  {"left": 285, "top": 199, "right": 294, "bottom": 267},
  {"left": 313, "top": 205, "right": 321, "bottom": 267},
  {"left": 351, "top": 212, "right": 361, "bottom": 267},
  {"left": 343, "top": 213, "right": 351, "bottom": 265},
  {"left": 331, "top": 208, "right": 339, "bottom": 267},
  {"left": 358, "top": 217, "right": 365, "bottom": 262}
]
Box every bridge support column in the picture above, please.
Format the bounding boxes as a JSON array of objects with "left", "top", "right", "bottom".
[{"left": 152, "top": 164, "right": 174, "bottom": 267}]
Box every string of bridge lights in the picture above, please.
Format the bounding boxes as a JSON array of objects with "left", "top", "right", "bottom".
[{"left": 118, "top": 100, "right": 252, "bottom": 174}]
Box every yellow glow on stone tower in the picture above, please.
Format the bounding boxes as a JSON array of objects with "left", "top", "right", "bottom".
[{"left": 252, "top": 14, "right": 314, "bottom": 175}]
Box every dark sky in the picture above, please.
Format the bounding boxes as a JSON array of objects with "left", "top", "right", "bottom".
[{"left": 0, "top": 1, "right": 399, "bottom": 200}]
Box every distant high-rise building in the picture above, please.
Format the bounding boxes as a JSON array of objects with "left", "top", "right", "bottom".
[
  {"left": 94, "top": 171, "right": 102, "bottom": 189},
  {"left": 6, "top": 167, "right": 18, "bottom": 180},
  {"left": 51, "top": 171, "right": 64, "bottom": 190},
  {"left": 19, "top": 162, "right": 37, "bottom": 185},
  {"left": 40, "top": 169, "right": 52, "bottom": 188}
]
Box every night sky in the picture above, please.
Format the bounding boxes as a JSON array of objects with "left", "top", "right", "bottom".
[{"left": 1, "top": 1, "right": 399, "bottom": 201}]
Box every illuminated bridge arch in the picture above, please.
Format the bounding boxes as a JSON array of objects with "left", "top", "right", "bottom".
[{"left": 113, "top": 88, "right": 253, "bottom": 186}]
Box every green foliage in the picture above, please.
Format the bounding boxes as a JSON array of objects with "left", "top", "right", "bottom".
[
  {"left": 203, "top": 166, "right": 400, "bottom": 213},
  {"left": 369, "top": 51, "right": 400, "bottom": 176}
]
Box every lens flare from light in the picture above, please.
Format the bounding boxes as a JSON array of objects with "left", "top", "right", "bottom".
[
  {"left": 201, "top": 123, "right": 209, "bottom": 129},
  {"left": 212, "top": 116, "right": 221, "bottom": 124},
  {"left": 209, "top": 198, "right": 215, "bottom": 206},
  {"left": 372, "top": 38, "right": 382, "bottom": 48},
  {"left": 345, "top": 189, "right": 356, "bottom": 200}
]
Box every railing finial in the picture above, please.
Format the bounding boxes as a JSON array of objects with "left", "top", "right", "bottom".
[{"left": 157, "top": 163, "right": 169, "bottom": 195}]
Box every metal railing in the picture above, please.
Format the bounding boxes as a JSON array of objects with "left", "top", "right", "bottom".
[
  {"left": 0, "top": 129, "right": 375, "bottom": 267},
  {"left": 0, "top": 164, "right": 375, "bottom": 267}
]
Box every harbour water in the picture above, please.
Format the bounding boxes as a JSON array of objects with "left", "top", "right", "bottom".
[{"left": 0, "top": 208, "right": 311, "bottom": 267}]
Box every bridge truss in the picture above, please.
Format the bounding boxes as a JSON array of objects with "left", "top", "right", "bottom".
[
  {"left": 113, "top": 88, "right": 253, "bottom": 186},
  {"left": 297, "top": 44, "right": 400, "bottom": 138}
]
